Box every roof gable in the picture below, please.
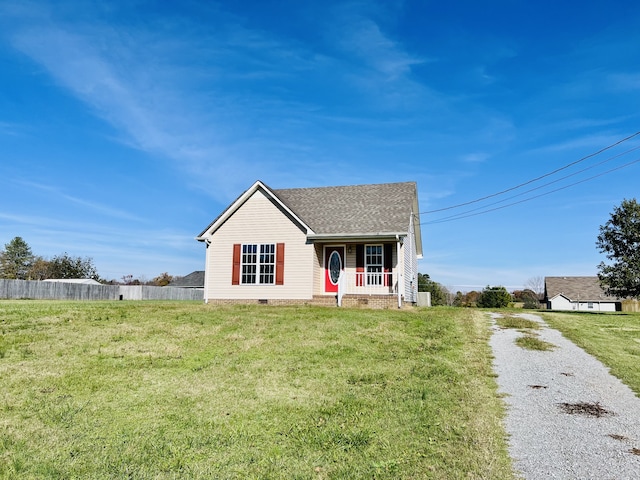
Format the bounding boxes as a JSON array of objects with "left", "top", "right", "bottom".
[
  {"left": 197, "top": 180, "right": 313, "bottom": 240},
  {"left": 545, "top": 276, "right": 620, "bottom": 302}
]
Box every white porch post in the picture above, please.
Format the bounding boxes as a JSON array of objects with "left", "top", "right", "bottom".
[
  {"left": 396, "top": 238, "right": 402, "bottom": 308},
  {"left": 337, "top": 270, "right": 345, "bottom": 307}
]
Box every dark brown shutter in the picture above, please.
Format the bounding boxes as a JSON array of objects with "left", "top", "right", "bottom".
[
  {"left": 356, "top": 244, "right": 364, "bottom": 287},
  {"left": 276, "top": 243, "right": 285, "bottom": 285},
  {"left": 384, "top": 244, "right": 393, "bottom": 287},
  {"left": 232, "top": 244, "right": 241, "bottom": 285},
  {"left": 384, "top": 244, "right": 393, "bottom": 272}
]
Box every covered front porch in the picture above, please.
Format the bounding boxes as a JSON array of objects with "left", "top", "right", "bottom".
[{"left": 312, "top": 237, "right": 404, "bottom": 308}]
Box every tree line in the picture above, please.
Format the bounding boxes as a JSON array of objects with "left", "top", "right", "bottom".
[
  {"left": 0, "top": 237, "right": 100, "bottom": 281},
  {"left": 0, "top": 237, "right": 180, "bottom": 286},
  {"left": 418, "top": 273, "right": 542, "bottom": 308}
]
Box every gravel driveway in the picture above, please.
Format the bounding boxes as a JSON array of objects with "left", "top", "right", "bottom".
[{"left": 490, "top": 312, "right": 640, "bottom": 479}]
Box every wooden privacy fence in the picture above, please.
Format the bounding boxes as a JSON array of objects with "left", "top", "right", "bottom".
[
  {"left": 622, "top": 299, "right": 640, "bottom": 312},
  {"left": 0, "top": 279, "right": 203, "bottom": 301}
]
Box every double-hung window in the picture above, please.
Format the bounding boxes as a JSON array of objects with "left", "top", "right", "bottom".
[
  {"left": 365, "top": 245, "right": 383, "bottom": 285},
  {"left": 241, "top": 244, "right": 275, "bottom": 285}
]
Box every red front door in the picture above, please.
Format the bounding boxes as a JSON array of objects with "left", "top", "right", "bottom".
[{"left": 324, "top": 246, "right": 344, "bottom": 293}]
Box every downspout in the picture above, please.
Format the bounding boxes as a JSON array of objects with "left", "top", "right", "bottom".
[
  {"left": 396, "top": 234, "right": 401, "bottom": 309},
  {"left": 203, "top": 239, "right": 211, "bottom": 304}
]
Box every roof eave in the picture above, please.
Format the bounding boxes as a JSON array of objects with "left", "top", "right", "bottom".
[{"left": 307, "top": 232, "right": 407, "bottom": 242}]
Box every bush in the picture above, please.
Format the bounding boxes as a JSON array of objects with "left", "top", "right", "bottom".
[{"left": 477, "top": 286, "right": 512, "bottom": 308}]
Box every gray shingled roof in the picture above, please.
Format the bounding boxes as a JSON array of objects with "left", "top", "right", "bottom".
[
  {"left": 274, "top": 182, "right": 417, "bottom": 235},
  {"left": 169, "top": 271, "right": 205, "bottom": 288},
  {"left": 545, "top": 276, "right": 620, "bottom": 302}
]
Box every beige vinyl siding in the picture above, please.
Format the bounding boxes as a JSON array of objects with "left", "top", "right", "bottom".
[
  {"left": 312, "top": 243, "right": 324, "bottom": 296},
  {"left": 403, "top": 215, "right": 418, "bottom": 302},
  {"left": 205, "top": 189, "right": 313, "bottom": 300}
]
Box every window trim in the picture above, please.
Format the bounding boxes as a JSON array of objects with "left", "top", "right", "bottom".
[
  {"left": 241, "top": 243, "right": 275, "bottom": 285},
  {"left": 365, "top": 244, "right": 383, "bottom": 286},
  {"left": 232, "top": 243, "right": 284, "bottom": 286}
]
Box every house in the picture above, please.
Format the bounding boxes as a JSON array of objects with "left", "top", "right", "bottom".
[
  {"left": 196, "top": 180, "right": 423, "bottom": 308},
  {"left": 544, "top": 276, "right": 622, "bottom": 311},
  {"left": 168, "top": 271, "right": 205, "bottom": 288}
]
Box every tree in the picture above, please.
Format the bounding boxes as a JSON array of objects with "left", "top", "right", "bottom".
[
  {"left": 524, "top": 276, "right": 545, "bottom": 300},
  {"left": 417, "top": 273, "right": 448, "bottom": 306},
  {"left": 0, "top": 237, "right": 34, "bottom": 279},
  {"left": 521, "top": 289, "right": 540, "bottom": 309},
  {"left": 477, "top": 286, "right": 512, "bottom": 308},
  {"left": 47, "top": 253, "right": 101, "bottom": 281},
  {"left": 596, "top": 198, "right": 640, "bottom": 299},
  {"left": 153, "top": 272, "right": 173, "bottom": 286},
  {"left": 27, "top": 256, "right": 52, "bottom": 280},
  {"left": 463, "top": 290, "right": 480, "bottom": 307}
]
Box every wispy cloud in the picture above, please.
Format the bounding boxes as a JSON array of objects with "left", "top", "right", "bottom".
[
  {"left": 0, "top": 121, "right": 26, "bottom": 136},
  {"left": 0, "top": 0, "right": 485, "bottom": 203},
  {"left": 15, "top": 180, "right": 144, "bottom": 221},
  {"left": 335, "top": 17, "right": 424, "bottom": 81},
  {"left": 460, "top": 153, "right": 490, "bottom": 163},
  {"left": 607, "top": 72, "right": 640, "bottom": 92}
]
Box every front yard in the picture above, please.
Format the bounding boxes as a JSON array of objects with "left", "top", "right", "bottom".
[{"left": 0, "top": 301, "right": 512, "bottom": 479}]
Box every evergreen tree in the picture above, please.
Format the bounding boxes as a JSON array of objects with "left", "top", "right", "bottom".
[
  {"left": 477, "top": 286, "right": 512, "bottom": 308},
  {"left": 0, "top": 237, "right": 34, "bottom": 279}
]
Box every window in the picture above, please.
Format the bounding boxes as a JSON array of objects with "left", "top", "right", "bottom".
[
  {"left": 365, "top": 245, "right": 383, "bottom": 285},
  {"left": 587, "top": 302, "right": 594, "bottom": 309},
  {"left": 356, "top": 243, "right": 392, "bottom": 287},
  {"left": 241, "top": 244, "right": 275, "bottom": 285}
]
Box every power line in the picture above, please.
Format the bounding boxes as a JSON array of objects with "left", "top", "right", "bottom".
[
  {"left": 422, "top": 130, "right": 640, "bottom": 215},
  {"left": 424, "top": 156, "right": 640, "bottom": 225},
  {"left": 425, "top": 145, "right": 640, "bottom": 223}
]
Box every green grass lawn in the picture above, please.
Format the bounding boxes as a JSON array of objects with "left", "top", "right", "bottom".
[
  {"left": 0, "top": 301, "right": 512, "bottom": 479},
  {"left": 542, "top": 310, "right": 640, "bottom": 396}
]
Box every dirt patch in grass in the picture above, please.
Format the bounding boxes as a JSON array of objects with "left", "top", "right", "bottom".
[{"left": 557, "top": 402, "right": 614, "bottom": 417}]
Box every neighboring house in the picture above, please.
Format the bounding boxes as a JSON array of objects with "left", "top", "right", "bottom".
[
  {"left": 168, "top": 271, "right": 205, "bottom": 288},
  {"left": 196, "top": 180, "right": 423, "bottom": 308},
  {"left": 544, "top": 276, "right": 622, "bottom": 311}
]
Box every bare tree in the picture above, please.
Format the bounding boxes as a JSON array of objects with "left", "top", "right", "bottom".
[{"left": 524, "top": 276, "right": 545, "bottom": 300}]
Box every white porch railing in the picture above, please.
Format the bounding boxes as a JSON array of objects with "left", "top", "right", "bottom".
[
  {"left": 337, "top": 272, "right": 400, "bottom": 308},
  {"left": 340, "top": 272, "right": 395, "bottom": 295}
]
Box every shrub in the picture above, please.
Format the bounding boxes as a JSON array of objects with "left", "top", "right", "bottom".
[{"left": 477, "top": 286, "right": 512, "bottom": 308}]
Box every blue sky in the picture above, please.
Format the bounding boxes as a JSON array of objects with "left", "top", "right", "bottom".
[{"left": 1, "top": 0, "right": 639, "bottom": 291}]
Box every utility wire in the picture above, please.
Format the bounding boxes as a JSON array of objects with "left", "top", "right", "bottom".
[
  {"left": 426, "top": 145, "right": 640, "bottom": 224},
  {"left": 424, "top": 156, "right": 640, "bottom": 225},
  {"left": 422, "top": 130, "right": 640, "bottom": 214}
]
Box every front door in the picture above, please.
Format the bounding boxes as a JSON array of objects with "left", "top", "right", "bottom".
[{"left": 324, "top": 246, "right": 344, "bottom": 293}]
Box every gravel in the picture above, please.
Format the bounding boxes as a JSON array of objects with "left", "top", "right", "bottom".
[{"left": 489, "top": 312, "right": 640, "bottom": 480}]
